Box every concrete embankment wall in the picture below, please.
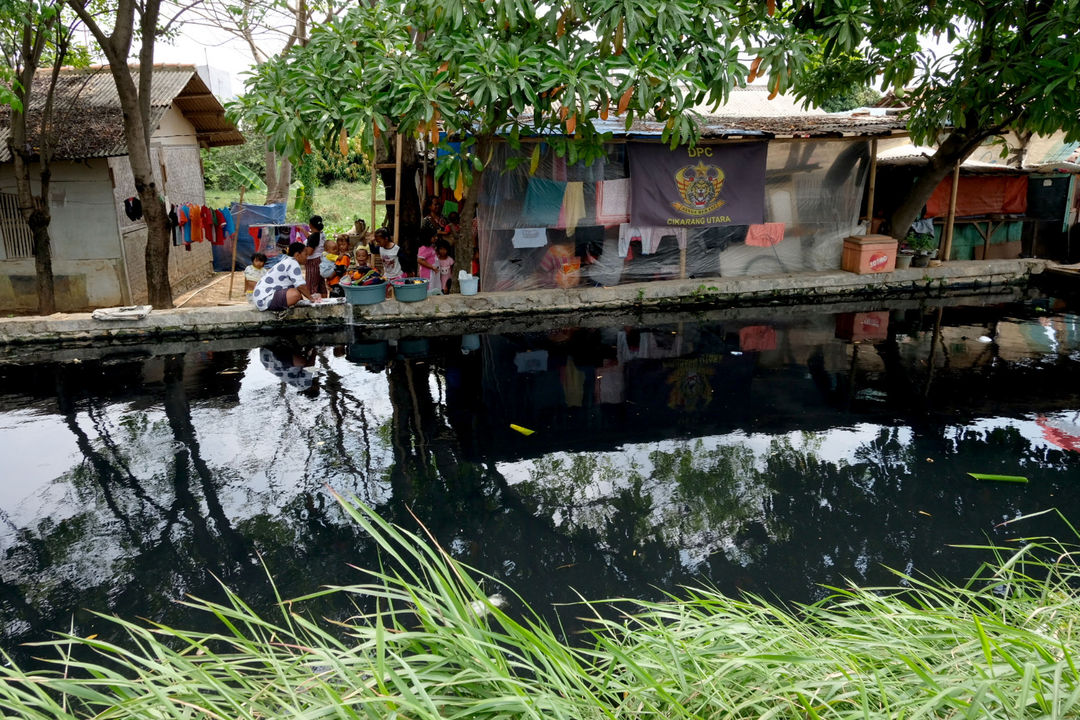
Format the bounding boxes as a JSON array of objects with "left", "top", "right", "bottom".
[{"left": 0, "top": 259, "right": 1049, "bottom": 354}]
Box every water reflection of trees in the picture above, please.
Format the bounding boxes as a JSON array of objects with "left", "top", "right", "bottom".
[
  {"left": 3, "top": 308, "right": 1080, "bottom": 663},
  {"left": 515, "top": 421, "right": 1080, "bottom": 606},
  {"left": 2, "top": 351, "right": 387, "bottom": 663}
]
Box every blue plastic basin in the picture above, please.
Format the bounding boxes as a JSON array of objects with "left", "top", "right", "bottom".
[
  {"left": 390, "top": 277, "right": 429, "bottom": 303},
  {"left": 343, "top": 281, "right": 386, "bottom": 305}
]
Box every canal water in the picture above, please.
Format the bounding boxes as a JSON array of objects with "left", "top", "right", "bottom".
[{"left": 2, "top": 291, "right": 1079, "bottom": 663}]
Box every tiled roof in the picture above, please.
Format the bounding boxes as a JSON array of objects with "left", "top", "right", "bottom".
[
  {"left": 0, "top": 64, "right": 243, "bottom": 162},
  {"left": 520, "top": 91, "right": 908, "bottom": 139}
]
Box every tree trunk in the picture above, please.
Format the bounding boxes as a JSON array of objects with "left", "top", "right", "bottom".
[
  {"left": 10, "top": 113, "right": 56, "bottom": 314},
  {"left": 141, "top": 185, "right": 174, "bottom": 307},
  {"left": 68, "top": 0, "right": 174, "bottom": 307},
  {"left": 377, "top": 133, "right": 422, "bottom": 274},
  {"left": 264, "top": 148, "right": 292, "bottom": 205},
  {"left": 9, "top": 149, "right": 56, "bottom": 314},
  {"left": 104, "top": 66, "right": 173, "bottom": 307},
  {"left": 31, "top": 210, "right": 56, "bottom": 314},
  {"left": 887, "top": 129, "right": 990, "bottom": 240}
]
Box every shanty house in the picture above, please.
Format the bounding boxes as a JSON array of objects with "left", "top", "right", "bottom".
[
  {"left": 470, "top": 87, "right": 908, "bottom": 292},
  {"left": 0, "top": 64, "right": 242, "bottom": 312},
  {"left": 874, "top": 130, "right": 1080, "bottom": 263}
]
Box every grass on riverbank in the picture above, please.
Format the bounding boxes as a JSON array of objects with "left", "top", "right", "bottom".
[
  {"left": 206, "top": 180, "right": 384, "bottom": 235},
  {"left": 3, "top": 500, "right": 1079, "bottom": 719}
]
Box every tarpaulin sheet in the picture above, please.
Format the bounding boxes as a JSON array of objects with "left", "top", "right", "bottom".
[
  {"left": 477, "top": 138, "right": 871, "bottom": 291},
  {"left": 212, "top": 202, "right": 286, "bottom": 271},
  {"left": 925, "top": 175, "right": 1027, "bottom": 218}
]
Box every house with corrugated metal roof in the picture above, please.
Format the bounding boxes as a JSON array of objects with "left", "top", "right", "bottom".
[{"left": 0, "top": 64, "right": 242, "bottom": 312}]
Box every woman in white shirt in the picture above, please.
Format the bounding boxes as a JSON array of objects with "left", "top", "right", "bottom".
[{"left": 252, "top": 242, "right": 319, "bottom": 311}]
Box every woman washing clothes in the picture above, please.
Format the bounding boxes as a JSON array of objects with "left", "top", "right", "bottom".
[{"left": 252, "top": 241, "right": 320, "bottom": 313}]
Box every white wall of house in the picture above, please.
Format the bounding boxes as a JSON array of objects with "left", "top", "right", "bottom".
[
  {"left": 109, "top": 103, "right": 213, "bottom": 304},
  {"left": 0, "top": 158, "right": 128, "bottom": 312}
]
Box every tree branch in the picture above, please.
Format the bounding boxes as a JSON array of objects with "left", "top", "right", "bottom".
[{"left": 162, "top": 0, "right": 205, "bottom": 35}]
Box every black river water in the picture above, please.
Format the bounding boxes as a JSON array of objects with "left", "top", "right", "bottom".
[{"left": 2, "top": 290, "right": 1079, "bottom": 664}]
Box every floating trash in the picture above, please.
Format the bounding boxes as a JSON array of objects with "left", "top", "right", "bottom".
[{"left": 968, "top": 473, "right": 1028, "bottom": 483}]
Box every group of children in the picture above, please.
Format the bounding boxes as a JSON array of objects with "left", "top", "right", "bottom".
[{"left": 243, "top": 218, "right": 455, "bottom": 301}]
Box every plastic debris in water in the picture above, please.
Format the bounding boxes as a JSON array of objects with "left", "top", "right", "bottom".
[
  {"left": 968, "top": 473, "right": 1028, "bottom": 483},
  {"left": 510, "top": 424, "right": 534, "bottom": 436}
]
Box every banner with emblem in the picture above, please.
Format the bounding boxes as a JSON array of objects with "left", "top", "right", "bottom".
[{"left": 628, "top": 142, "right": 767, "bottom": 228}]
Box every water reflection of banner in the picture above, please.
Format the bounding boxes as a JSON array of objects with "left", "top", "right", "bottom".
[{"left": 629, "top": 142, "right": 766, "bottom": 227}]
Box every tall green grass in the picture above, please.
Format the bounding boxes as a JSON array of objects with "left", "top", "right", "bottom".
[{"left": 3, "top": 499, "right": 1079, "bottom": 719}]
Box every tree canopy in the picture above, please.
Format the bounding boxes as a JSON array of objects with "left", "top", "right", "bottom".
[
  {"left": 773, "top": 1, "right": 1080, "bottom": 235},
  {"left": 230, "top": 0, "right": 774, "bottom": 192},
  {"left": 232, "top": 0, "right": 1080, "bottom": 240}
]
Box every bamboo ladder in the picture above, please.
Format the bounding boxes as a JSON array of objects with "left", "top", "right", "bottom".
[{"left": 371, "top": 134, "right": 405, "bottom": 246}]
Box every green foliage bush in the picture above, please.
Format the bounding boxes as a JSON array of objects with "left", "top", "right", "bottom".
[
  {"left": 200, "top": 134, "right": 265, "bottom": 191},
  {"left": 310, "top": 145, "right": 371, "bottom": 186},
  {"left": 202, "top": 131, "right": 370, "bottom": 191},
  {"left": 819, "top": 85, "right": 882, "bottom": 113}
]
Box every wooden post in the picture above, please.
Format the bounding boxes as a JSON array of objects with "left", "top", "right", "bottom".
[
  {"left": 979, "top": 219, "right": 998, "bottom": 260},
  {"left": 865, "top": 138, "right": 878, "bottom": 230},
  {"left": 393, "top": 133, "right": 403, "bottom": 246},
  {"left": 941, "top": 165, "right": 960, "bottom": 262},
  {"left": 227, "top": 186, "right": 246, "bottom": 299},
  {"left": 371, "top": 157, "right": 377, "bottom": 230}
]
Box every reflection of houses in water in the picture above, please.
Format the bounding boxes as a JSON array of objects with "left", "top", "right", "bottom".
[
  {"left": 427, "top": 307, "right": 1080, "bottom": 464},
  {"left": 440, "top": 317, "right": 856, "bottom": 463}
]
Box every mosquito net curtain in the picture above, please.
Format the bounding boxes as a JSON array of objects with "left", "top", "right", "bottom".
[{"left": 476, "top": 138, "right": 871, "bottom": 291}]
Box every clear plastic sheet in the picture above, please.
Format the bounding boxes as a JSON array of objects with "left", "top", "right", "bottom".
[{"left": 477, "top": 139, "right": 871, "bottom": 291}]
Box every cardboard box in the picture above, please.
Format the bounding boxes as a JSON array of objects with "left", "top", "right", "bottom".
[
  {"left": 835, "top": 311, "right": 890, "bottom": 342},
  {"left": 842, "top": 234, "right": 898, "bottom": 274}
]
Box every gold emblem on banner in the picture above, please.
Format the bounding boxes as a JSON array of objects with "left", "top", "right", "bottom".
[{"left": 672, "top": 161, "right": 726, "bottom": 216}]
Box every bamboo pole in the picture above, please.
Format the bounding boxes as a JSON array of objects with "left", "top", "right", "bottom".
[
  {"left": 228, "top": 185, "right": 247, "bottom": 299},
  {"left": 371, "top": 157, "right": 377, "bottom": 230},
  {"left": 866, "top": 138, "right": 878, "bottom": 231},
  {"left": 941, "top": 165, "right": 960, "bottom": 262},
  {"left": 393, "top": 133, "right": 403, "bottom": 246}
]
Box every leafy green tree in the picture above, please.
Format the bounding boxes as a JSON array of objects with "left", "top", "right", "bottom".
[
  {"left": 230, "top": 0, "right": 771, "bottom": 279},
  {"left": 200, "top": 132, "right": 267, "bottom": 191},
  {"left": 770, "top": 1, "right": 1080, "bottom": 239},
  {"left": 183, "top": 0, "right": 340, "bottom": 204},
  {"left": 818, "top": 85, "right": 880, "bottom": 113}
]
